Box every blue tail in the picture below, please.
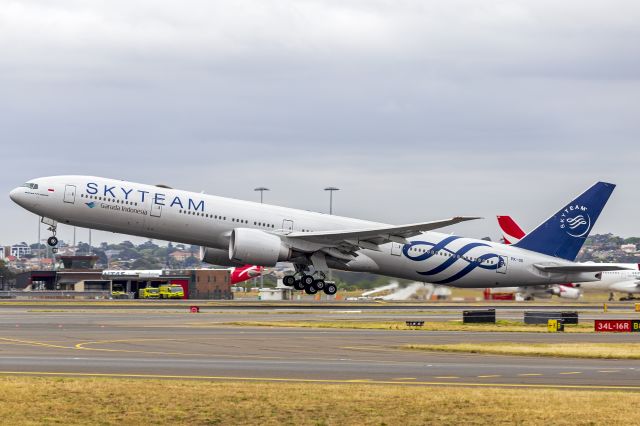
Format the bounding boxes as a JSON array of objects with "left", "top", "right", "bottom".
[{"left": 513, "top": 182, "right": 615, "bottom": 261}]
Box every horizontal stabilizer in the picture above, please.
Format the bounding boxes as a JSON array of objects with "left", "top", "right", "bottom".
[{"left": 534, "top": 263, "right": 633, "bottom": 273}]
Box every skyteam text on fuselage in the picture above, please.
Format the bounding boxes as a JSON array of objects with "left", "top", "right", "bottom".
[{"left": 9, "top": 176, "right": 627, "bottom": 295}]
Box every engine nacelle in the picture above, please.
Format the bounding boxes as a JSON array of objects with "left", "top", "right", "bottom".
[
  {"left": 200, "top": 247, "right": 244, "bottom": 267},
  {"left": 229, "top": 228, "right": 291, "bottom": 266},
  {"left": 552, "top": 285, "right": 581, "bottom": 299}
]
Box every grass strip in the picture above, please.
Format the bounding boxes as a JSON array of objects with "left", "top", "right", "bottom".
[
  {"left": 0, "top": 376, "right": 639, "bottom": 425},
  {"left": 223, "top": 320, "right": 594, "bottom": 332},
  {"left": 404, "top": 342, "right": 640, "bottom": 359}
]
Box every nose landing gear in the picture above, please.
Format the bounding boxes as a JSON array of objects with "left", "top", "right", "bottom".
[
  {"left": 47, "top": 236, "right": 58, "bottom": 247},
  {"left": 43, "top": 218, "right": 59, "bottom": 253}
]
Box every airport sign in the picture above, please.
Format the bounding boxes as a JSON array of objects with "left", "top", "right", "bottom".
[{"left": 594, "top": 319, "right": 640, "bottom": 332}]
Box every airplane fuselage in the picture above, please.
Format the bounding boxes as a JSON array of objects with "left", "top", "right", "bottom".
[
  {"left": 10, "top": 176, "right": 603, "bottom": 288},
  {"left": 577, "top": 267, "right": 640, "bottom": 294}
]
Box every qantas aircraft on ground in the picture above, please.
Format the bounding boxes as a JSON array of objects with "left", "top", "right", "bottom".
[
  {"left": 230, "top": 265, "right": 263, "bottom": 285},
  {"left": 498, "top": 215, "right": 640, "bottom": 301},
  {"left": 9, "top": 176, "right": 628, "bottom": 295}
]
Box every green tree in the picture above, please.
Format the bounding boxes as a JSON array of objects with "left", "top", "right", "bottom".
[{"left": 0, "top": 260, "right": 15, "bottom": 280}]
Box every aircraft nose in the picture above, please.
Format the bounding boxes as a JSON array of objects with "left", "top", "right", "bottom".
[{"left": 9, "top": 187, "right": 22, "bottom": 204}]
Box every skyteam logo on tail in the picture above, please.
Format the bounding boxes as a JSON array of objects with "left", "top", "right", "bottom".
[
  {"left": 85, "top": 202, "right": 96, "bottom": 208},
  {"left": 560, "top": 204, "right": 591, "bottom": 238}
]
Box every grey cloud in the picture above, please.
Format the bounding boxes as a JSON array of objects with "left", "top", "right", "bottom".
[{"left": 1, "top": 1, "right": 640, "bottom": 244}]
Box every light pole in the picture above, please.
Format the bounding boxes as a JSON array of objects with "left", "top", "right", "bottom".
[
  {"left": 254, "top": 187, "right": 270, "bottom": 204},
  {"left": 37, "top": 217, "right": 41, "bottom": 269},
  {"left": 324, "top": 187, "right": 340, "bottom": 285},
  {"left": 254, "top": 187, "right": 270, "bottom": 290},
  {"left": 324, "top": 187, "right": 340, "bottom": 215}
]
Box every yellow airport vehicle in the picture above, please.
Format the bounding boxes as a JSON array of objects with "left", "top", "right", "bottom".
[
  {"left": 547, "top": 319, "right": 565, "bottom": 332},
  {"left": 111, "top": 290, "right": 127, "bottom": 299},
  {"left": 159, "top": 284, "right": 184, "bottom": 299},
  {"left": 138, "top": 287, "right": 160, "bottom": 299}
]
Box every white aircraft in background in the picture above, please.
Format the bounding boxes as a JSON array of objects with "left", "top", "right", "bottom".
[
  {"left": 498, "top": 215, "right": 640, "bottom": 301},
  {"left": 10, "top": 177, "right": 628, "bottom": 295},
  {"left": 361, "top": 282, "right": 400, "bottom": 297}
]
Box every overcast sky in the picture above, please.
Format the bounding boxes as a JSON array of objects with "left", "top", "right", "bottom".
[{"left": 2, "top": 0, "right": 640, "bottom": 246}]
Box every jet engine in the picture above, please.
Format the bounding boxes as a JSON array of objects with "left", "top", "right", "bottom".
[
  {"left": 229, "top": 228, "right": 291, "bottom": 266},
  {"left": 551, "top": 285, "right": 581, "bottom": 299},
  {"left": 200, "top": 247, "right": 244, "bottom": 267}
]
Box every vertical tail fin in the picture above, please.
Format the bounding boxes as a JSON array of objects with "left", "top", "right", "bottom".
[
  {"left": 230, "top": 265, "right": 263, "bottom": 285},
  {"left": 513, "top": 182, "right": 615, "bottom": 261},
  {"left": 497, "top": 216, "right": 526, "bottom": 244}
]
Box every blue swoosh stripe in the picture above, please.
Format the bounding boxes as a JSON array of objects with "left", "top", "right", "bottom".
[
  {"left": 417, "top": 242, "right": 493, "bottom": 276},
  {"left": 402, "top": 236, "right": 461, "bottom": 262},
  {"left": 431, "top": 253, "right": 500, "bottom": 284},
  {"left": 403, "top": 238, "right": 502, "bottom": 284}
]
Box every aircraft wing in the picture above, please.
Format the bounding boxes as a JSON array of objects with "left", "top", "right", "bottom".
[
  {"left": 533, "top": 264, "right": 634, "bottom": 273},
  {"left": 285, "top": 217, "right": 481, "bottom": 251}
]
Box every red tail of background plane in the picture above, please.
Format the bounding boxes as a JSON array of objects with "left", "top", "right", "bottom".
[
  {"left": 497, "top": 215, "right": 526, "bottom": 245},
  {"left": 230, "top": 265, "right": 263, "bottom": 285}
]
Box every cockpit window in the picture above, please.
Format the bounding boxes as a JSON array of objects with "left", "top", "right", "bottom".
[{"left": 21, "top": 183, "right": 38, "bottom": 189}]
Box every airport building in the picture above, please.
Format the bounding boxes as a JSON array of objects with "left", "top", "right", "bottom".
[
  {"left": 10, "top": 243, "right": 31, "bottom": 258},
  {"left": 9, "top": 255, "right": 233, "bottom": 299},
  {"left": 103, "top": 268, "right": 233, "bottom": 299}
]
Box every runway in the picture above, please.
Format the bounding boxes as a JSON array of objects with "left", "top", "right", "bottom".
[{"left": 1, "top": 306, "right": 639, "bottom": 390}]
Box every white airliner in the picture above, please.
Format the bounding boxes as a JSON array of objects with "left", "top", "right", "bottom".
[
  {"left": 9, "top": 176, "right": 627, "bottom": 295},
  {"left": 498, "top": 215, "right": 640, "bottom": 301}
]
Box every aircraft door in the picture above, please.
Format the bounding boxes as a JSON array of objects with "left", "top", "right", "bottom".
[
  {"left": 390, "top": 242, "right": 403, "bottom": 256},
  {"left": 496, "top": 255, "right": 508, "bottom": 274},
  {"left": 63, "top": 185, "right": 76, "bottom": 204},
  {"left": 150, "top": 202, "right": 162, "bottom": 218},
  {"left": 282, "top": 219, "right": 294, "bottom": 233}
]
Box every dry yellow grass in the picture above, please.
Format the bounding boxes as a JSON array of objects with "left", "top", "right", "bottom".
[
  {"left": 405, "top": 342, "right": 640, "bottom": 359},
  {"left": 224, "top": 320, "right": 593, "bottom": 332},
  {"left": 0, "top": 376, "right": 639, "bottom": 425}
]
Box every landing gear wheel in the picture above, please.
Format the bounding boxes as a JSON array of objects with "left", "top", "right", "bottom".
[
  {"left": 293, "top": 280, "right": 305, "bottom": 291},
  {"left": 300, "top": 275, "right": 315, "bottom": 287},
  {"left": 313, "top": 279, "right": 325, "bottom": 290},
  {"left": 47, "top": 236, "right": 58, "bottom": 247},
  {"left": 304, "top": 283, "right": 318, "bottom": 295},
  {"left": 283, "top": 275, "right": 296, "bottom": 287},
  {"left": 323, "top": 283, "right": 337, "bottom": 295}
]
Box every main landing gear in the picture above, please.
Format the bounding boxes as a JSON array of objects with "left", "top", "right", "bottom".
[{"left": 283, "top": 271, "right": 338, "bottom": 296}]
